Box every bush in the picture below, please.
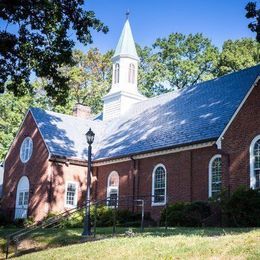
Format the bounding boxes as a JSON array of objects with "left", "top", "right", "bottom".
[
  {"left": 59, "top": 206, "right": 148, "bottom": 228},
  {"left": 61, "top": 210, "right": 85, "bottom": 228},
  {"left": 160, "top": 201, "right": 211, "bottom": 227},
  {"left": 222, "top": 186, "right": 260, "bottom": 227},
  {"left": 0, "top": 210, "right": 8, "bottom": 226}
]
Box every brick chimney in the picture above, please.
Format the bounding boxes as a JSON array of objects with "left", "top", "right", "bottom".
[{"left": 73, "top": 104, "right": 92, "bottom": 119}]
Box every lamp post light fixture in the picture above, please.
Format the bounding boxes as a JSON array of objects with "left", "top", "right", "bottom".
[{"left": 82, "top": 128, "right": 95, "bottom": 236}]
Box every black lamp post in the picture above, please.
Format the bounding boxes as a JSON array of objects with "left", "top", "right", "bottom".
[{"left": 82, "top": 128, "right": 95, "bottom": 236}]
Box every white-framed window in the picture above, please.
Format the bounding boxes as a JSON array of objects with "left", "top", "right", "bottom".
[
  {"left": 128, "top": 63, "right": 135, "bottom": 84},
  {"left": 152, "top": 164, "right": 167, "bottom": 206},
  {"left": 250, "top": 135, "right": 260, "bottom": 189},
  {"left": 107, "top": 171, "right": 119, "bottom": 207},
  {"left": 65, "top": 182, "right": 78, "bottom": 208},
  {"left": 20, "top": 137, "right": 33, "bottom": 163},
  {"left": 114, "top": 63, "right": 120, "bottom": 84},
  {"left": 208, "top": 155, "right": 222, "bottom": 198}
]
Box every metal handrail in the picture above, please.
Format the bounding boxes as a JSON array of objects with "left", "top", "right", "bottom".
[{"left": 5, "top": 195, "right": 160, "bottom": 258}]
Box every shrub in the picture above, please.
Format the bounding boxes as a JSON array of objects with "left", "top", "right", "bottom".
[
  {"left": 160, "top": 201, "right": 211, "bottom": 227},
  {"left": 60, "top": 210, "right": 85, "bottom": 228},
  {"left": 222, "top": 186, "right": 260, "bottom": 227},
  {"left": 0, "top": 211, "right": 8, "bottom": 226},
  {"left": 59, "top": 206, "right": 148, "bottom": 228}
]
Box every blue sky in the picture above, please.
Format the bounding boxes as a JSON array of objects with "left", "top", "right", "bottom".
[
  {"left": 0, "top": 0, "right": 255, "bottom": 53},
  {"left": 78, "top": 0, "right": 255, "bottom": 53}
]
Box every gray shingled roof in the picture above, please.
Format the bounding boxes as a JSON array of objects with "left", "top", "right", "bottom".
[{"left": 31, "top": 65, "right": 260, "bottom": 161}]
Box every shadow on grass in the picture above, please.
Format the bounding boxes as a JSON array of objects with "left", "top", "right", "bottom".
[{"left": 0, "top": 227, "right": 257, "bottom": 258}]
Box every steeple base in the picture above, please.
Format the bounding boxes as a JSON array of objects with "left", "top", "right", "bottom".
[{"left": 102, "top": 90, "right": 146, "bottom": 121}]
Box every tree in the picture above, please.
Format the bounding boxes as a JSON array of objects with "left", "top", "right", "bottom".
[
  {"left": 0, "top": 0, "right": 108, "bottom": 104},
  {"left": 153, "top": 33, "right": 219, "bottom": 90},
  {"left": 137, "top": 45, "right": 169, "bottom": 97},
  {"left": 35, "top": 48, "right": 113, "bottom": 115},
  {"left": 61, "top": 48, "right": 113, "bottom": 114},
  {"left": 218, "top": 38, "right": 260, "bottom": 76},
  {"left": 0, "top": 89, "right": 49, "bottom": 161},
  {"left": 245, "top": 1, "right": 260, "bottom": 42}
]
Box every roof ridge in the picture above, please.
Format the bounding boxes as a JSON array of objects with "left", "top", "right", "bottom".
[
  {"left": 136, "top": 64, "right": 260, "bottom": 105},
  {"left": 30, "top": 107, "right": 105, "bottom": 125}
]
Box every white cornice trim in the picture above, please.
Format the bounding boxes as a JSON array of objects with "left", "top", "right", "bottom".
[
  {"left": 132, "top": 141, "right": 215, "bottom": 160},
  {"left": 112, "top": 54, "right": 140, "bottom": 62},
  {"left": 216, "top": 76, "right": 260, "bottom": 149},
  {"left": 102, "top": 89, "right": 146, "bottom": 101},
  {"left": 30, "top": 109, "right": 51, "bottom": 160},
  {"left": 93, "top": 157, "right": 131, "bottom": 167},
  {"left": 4, "top": 109, "right": 30, "bottom": 163},
  {"left": 93, "top": 141, "right": 215, "bottom": 166}
]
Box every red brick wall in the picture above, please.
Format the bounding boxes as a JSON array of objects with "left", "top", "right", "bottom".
[
  {"left": 2, "top": 111, "right": 50, "bottom": 221},
  {"left": 95, "top": 145, "right": 219, "bottom": 220},
  {"left": 222, "top": 82, "right": 260, "bottom": 191},
  {"left": 49, "top": 162, "right": 87, "bottom": 213},
  {"left": 95, "top": 161, "right": 133, "bottom": 205},
  {"left": 2, "top": 82, "right": 259, "bottom": 222}
]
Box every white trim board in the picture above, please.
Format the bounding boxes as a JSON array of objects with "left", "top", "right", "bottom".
[
  {"left": 30, "top": 109, "right": 51, "bottom": 159},
  {"left": 93, "top": 141, "right": 215, "bottom": 167},
  {"left": 208, "top": 154, "right": 222, "bottom": 198},
  {"left": 216, "top": 76, "right": 260, "bottom": 149},
  {"left": 4, "top": 108, "right": 51, "bottom": 164}
]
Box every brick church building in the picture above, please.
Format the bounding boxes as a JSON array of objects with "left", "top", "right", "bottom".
[{"left": 1, "top": 18, "right": 260, "bottom": 221}]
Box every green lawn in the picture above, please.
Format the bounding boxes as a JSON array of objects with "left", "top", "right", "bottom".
[{"left": 0, "top": 227, "right": 259, "bottom": 259}]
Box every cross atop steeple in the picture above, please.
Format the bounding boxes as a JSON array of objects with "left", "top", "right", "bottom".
[{"left": 126, "top": 9, "right": 130, "bottom": 20}]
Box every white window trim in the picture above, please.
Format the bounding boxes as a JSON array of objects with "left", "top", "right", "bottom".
[
  {"left": 152, "top": 163, "right": 167, "bottom": 206},
  {"left": 114, "top": 63, "right": 120, "bottom": 84},
  {"left": 208, "top": 154, "right": 222, "bottom": 198},
  {"left": 250, "top": 135, "right": 260, "bottom": 189},
  {"left": 106, "top": 171, "right": 119, "bottom": 206},
  {"left": 20, "top": 137, "right": 33, "bottom": 163},
  {"left": 64, "top": 181, "right": 78, "bottom": 208}
]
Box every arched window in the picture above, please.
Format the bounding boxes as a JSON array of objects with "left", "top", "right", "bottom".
[
  {"left": 128, "top": 63, "right": 135, "bottom": 84},
  {"left": 15, "top": 176, "right": 30, "bottom": 219},
  {"left": 152, "top": 164, "right": 166, "bottom": 205},
  {"left": 114, "top": 63, "right": 120, "bottom": 84},
  {"left": 250, "top": 135, "right": 260, "bottom": 189},
  {"left": 107, "top": 171, "right": 119, "bottom": 206},
  {"left": 209, "top": 155, "right": 222, "bottom": 197}
]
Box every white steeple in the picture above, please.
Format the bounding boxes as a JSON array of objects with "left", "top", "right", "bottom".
[{"left": 102, "top": 14, "right": 146, "bottom": 121}]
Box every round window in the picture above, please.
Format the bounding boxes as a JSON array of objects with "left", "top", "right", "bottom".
[{"left": 20, "top": 137, "right": 33, "bottom": 163}]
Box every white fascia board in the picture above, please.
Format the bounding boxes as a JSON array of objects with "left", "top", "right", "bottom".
[
  {"left": 216, "top": 76, "right": 260, "bottom": 149},
  {"left": 93, "top": 141, "right": 215, "bottom": 167},
  {"left": 4, "top": 109, "right": 30, "bottom": 164}
]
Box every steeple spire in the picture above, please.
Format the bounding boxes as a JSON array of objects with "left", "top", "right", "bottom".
[
  {"left": 112, "top": 15, "right": 139, "bottom": 61},
  {"left": 102, "top": 15, "right": 146, "bottom": 121}
]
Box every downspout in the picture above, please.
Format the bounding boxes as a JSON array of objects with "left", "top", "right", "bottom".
[
  {"left": 130, "top": 156, "right": 139, "bottom": 212},
  {"left": 47, "top": 161, "right": 54, "bottom": 214},
  {"left": 190, "top": 150, "right": 193, "bottom": 202},
  {"left": 93, "top": 166, "right": 99, "bottom": 202}
]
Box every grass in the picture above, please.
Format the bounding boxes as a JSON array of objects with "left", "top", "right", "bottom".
[{"left": 0, "top": 227, "right": 259, "bottom": 259}]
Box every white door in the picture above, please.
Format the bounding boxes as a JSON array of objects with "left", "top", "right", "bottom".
[{"left": 15, "top": 176, "right": 29, "bottom": 219}]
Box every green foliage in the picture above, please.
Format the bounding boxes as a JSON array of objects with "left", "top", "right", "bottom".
[
  {"left": 153, "top": 33, "right": 219, "bottom": 90},
  {"left": 58, "top": 206, "right": 147, "bottom": 228},
  {"left": 222, "top": 187, "right": 260, "bottom": 227},
  {"left": 160, "top": 201, "right": 212, "bottom": 227},
  {"left": 0, "top": 0, "right": 108, "bottom": 104},
  {"left": 137, "top": 45, "right": 169, "bottom": 97},
  {"left": 218, "top": 38, "right": 260, "bottom": 76},
  {"left": 245, "top": 2, "right": 260, "bottom": 42},
  {"left": 0, "top": 89, "right": 49, "bottom": 161}
]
